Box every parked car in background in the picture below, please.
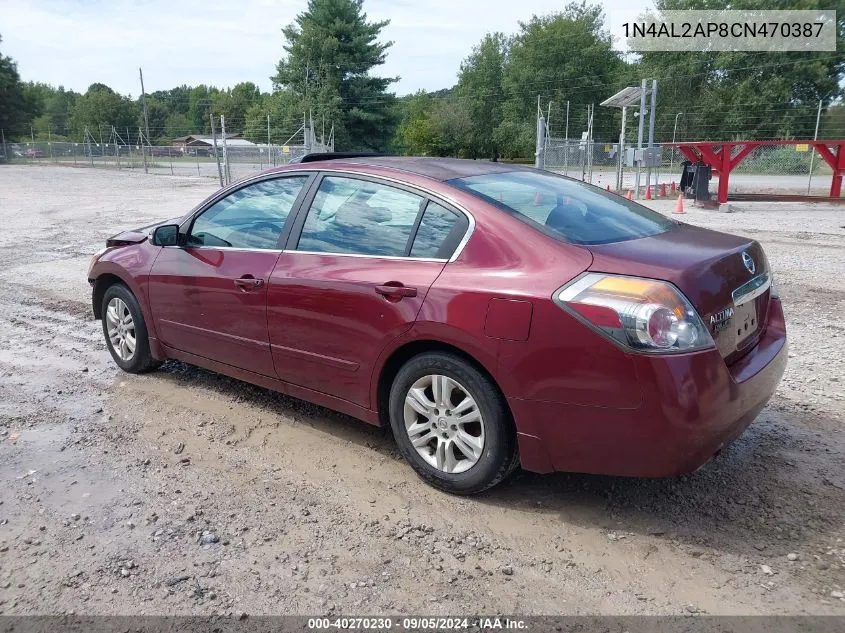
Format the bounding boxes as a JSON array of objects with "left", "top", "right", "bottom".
[
  {"left": 24, "top": 148, "right": 45, "bottom": 158},
  {"left": 87, "top": 156, "right": 787, "bottom": 494}
]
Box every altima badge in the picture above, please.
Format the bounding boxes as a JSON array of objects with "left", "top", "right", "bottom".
[
  {"left": 710, "top": 306, "right": 735, "bottom": 332},
  {"left": 742, "top": 252, "right": 756, "bottom": 275}
]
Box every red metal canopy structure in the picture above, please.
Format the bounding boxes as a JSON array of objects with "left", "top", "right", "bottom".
[{"left": 668, "top": 140, "right": 845, "bottom": 203}]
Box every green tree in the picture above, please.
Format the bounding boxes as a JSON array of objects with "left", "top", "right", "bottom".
[
  {"left": 165, "top": 112, "right": 193, "bottom": 139},
  {"left": 69, "top": 84, "right": 139, "bottom": 140},
  {"left": 244, "top": 90, "right": 306, "bottom": 144},
  {"left": 0, "top": 35, "right": 40, "bottom": 139},
  {"left": 497, "top": 2, "right": 622, "bottom": 157},
  {"left": 144, "top": 97, "right": 170, "bottom": 142},
  {"left": 271, "top": 0, "right": 397, "bottom": 150},
  {"left": 457, "top": 33, "right": 509, "bottom": 158},
  {"left": 189, "top": 85, "right": 216, "bottom": 133},
  {"left": 212, "top": 82, "right": 263, "bottom": 134},
  {"left": 820, "top": 104, "right": 845, "bottom": 139},
  {"left": 395, "top": 91, "right": 442, "bottom": 155}
]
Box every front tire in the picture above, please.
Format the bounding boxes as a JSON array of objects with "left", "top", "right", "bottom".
[
  {"left": 101, "top": 284, "right": 160, "bottom": 374},
  {"left": 388, "top": 352, "right": 518, "bottom": 494}
]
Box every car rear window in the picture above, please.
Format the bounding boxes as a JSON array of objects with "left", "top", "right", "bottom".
[{"left": 448, "top": 170, "right": 675, "bottom": 245}]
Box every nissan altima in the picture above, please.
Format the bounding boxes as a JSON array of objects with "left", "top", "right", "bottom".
[{"left": 88, "top": 156, "right": 787, "bottom": 494}]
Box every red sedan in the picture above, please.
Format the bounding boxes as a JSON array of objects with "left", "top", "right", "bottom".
[{"left": 88, "top": 156, "right": 787, "bottom": 494}]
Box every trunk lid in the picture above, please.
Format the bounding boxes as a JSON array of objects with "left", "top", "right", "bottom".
[{"left": 587, "top": 223, "right": 770, "bottom": 363}]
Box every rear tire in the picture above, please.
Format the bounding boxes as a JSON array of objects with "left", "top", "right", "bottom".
[
  {"left": 388, "top": 352, "right": 518, "bottom": 495},
  {"left": 101, "top": 284, "right": 160, "bottom": 374}
]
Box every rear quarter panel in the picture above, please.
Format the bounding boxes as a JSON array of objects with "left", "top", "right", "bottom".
[{"left": 405, "top": 187, "right": 635, "bottom": 409}]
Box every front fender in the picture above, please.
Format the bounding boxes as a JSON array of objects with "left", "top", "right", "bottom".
[{"left": 89, "top": 243, "right": 161, "bottom": 344}]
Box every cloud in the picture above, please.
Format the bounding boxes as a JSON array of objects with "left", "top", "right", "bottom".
[{"left": 1, "top": 0, "right": 648, "bottom": 96}]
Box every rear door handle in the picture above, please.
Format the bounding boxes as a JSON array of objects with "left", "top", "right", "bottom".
[
  {"left": 375, "top": 284, "right": 417, "bottom": 299},
  {"left": 234, "top": 277, "right": 264, "bottom": 291}
]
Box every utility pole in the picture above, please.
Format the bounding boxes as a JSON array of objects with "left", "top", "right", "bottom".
[
  {"left": 808, "top": 99, "right": 823, "bottom": 195},
  {"left": 139, "top": 67, "right": 151, "bottom": 173},
  {"left": 210, "top": 113, "right": 224, "bottom": 187}
]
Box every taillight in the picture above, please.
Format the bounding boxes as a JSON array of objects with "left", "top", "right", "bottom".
[{"left": 554, "top": 273, "right": 714, "bottom": 353}]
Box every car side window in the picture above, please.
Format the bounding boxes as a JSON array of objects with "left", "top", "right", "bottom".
[
  {"left": 188, "top": 176, "right": 308, "bottom": 249},
  {"left": 410, "top": 202, "right": 468, "bottom": 259},
  {"left": 296, "top": 176, "right": 423, "bottom": 257}
]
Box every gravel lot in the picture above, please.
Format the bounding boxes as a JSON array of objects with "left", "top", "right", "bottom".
[{"left": 0, "top": 165, "right": 843, "bottom": 616}]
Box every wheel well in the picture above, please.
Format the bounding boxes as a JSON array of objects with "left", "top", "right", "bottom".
[
  {"left": 376, "top": 340, "right": 513, "bottom": 430},
  {"left": 91, "top": 274, "right": 125, "bottom": 319}
]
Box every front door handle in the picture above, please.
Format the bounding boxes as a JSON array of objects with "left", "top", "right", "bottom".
[
  {"left": 234, "top": 277, "right": 264, "bottom": 291},
  {"left": 375, "top": 283, "right": 417, "bottom": 299}
]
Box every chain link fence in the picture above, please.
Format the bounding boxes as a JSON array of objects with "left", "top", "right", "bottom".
[
  {"left": 541, "top": 138, "right": 836, "bottom": 196},
  {"left": 0, "top": 140, "right": 314, "bottom": 183}
]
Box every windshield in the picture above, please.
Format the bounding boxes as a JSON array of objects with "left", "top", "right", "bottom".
[{"left": 448, "top": 170, "right": 675, "bottom": 245}]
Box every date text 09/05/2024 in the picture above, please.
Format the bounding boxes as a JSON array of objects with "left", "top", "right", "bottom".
[{"left": 307, "top": 617, "right": 528, "bottom": 630}]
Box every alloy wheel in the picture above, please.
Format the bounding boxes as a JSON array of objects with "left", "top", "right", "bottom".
[
  {"left": 403, "top": 374, "right": 485, "bottom": 474},
  {"left": 105, "top": 297, "right": 136, "bottom": 361}
]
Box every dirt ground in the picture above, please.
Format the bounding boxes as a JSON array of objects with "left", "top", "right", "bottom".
[{"left": 0, "top": 165, "right": 843, "bottom": 617}]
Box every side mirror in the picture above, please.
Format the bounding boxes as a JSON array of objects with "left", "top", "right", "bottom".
[{"left": 152, "top": 224, "right": 180, "bottom": 247}]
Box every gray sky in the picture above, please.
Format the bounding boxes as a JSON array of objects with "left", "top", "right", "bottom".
[{"left": 2, "top": 0, "right": 650, "bottom": 97}]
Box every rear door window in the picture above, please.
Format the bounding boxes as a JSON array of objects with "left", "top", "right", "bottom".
[
  {"left": 448, "top": 170, "right": 674, "bottom": 245},
  {"left": 410, "top": 202, "right": 468, "bottom": 259},
  {"left": 295, "top": 176, "right": 424, "bottom": 257}
]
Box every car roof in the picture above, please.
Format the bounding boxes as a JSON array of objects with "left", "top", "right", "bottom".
[{"left": 298, "top": 156, "right": 532, "bottom": 182}]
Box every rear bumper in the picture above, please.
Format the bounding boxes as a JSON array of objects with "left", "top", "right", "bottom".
[{"left": 513, "top": 299, "right": 788, "bottom": 477}]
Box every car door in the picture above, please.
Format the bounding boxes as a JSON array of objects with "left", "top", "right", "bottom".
[
  {"left": 267, "top": 174, "right": 470, "bottom": 408},
  {"left": 148, "top": 174, "right": 312, "bottom": 376}
]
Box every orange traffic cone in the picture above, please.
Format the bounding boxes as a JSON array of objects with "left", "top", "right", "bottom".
[
  {"left": 670, "top": 181, "right": 677, "bottom": 194},
  {"left": 625, "top": 190, "right": 633, "bottom": 200},
  {"left": 644, "top": 185, "right": 652, "bottom": 200},
  {"left": 674, "top": 194, "right": 685, "bottom": 214},
  {"left": 659, "top": 183, "right": 667, "bottom": 197}
]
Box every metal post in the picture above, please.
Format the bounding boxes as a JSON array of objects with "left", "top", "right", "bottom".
[
  {"left": 113, "top": 127, "right": 120, "bottom": 169},
  {"left": 1, "top": 129, "right": 6, "bottom": 161},
  {"left": 588, "top": 104, "right": 595, "bottom": 183},
  {"left": 617, "top": 106, "right": 627, "bottom": 192},
  {"left": 808, "top": 99, "right": 823, "bottom": 195},
  {"left": 535, "top": 114, "right": 546, "bottom": 170},
  {"left": 267, "top": 114, "right": 273, "bottom": 167},
  {"left": 139, "top": 68, "right": 150, "bottom": 173},
  {"left": 635, "top": 79, "right": 647, "bottom": 198},
  {"left": 220, "top": 115, "right": 231, "bottom": 185},
  {"left": 670, "top": 112, "right": 683, "bottom": 174},
  {"left": 564, "top": 101, "right": 570, "bottom": 176},
  {"left": 139, "top": 127, "right": 148, "bottom": 173},
  {"left": 210, "top": 114, "right": 224, "bottom": 187},
  {"left": 646, "top": 79, "right": 657, "bottom": 196},
  {"left": 48, "top": 126, "right": 53, "bottom": 161}
]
